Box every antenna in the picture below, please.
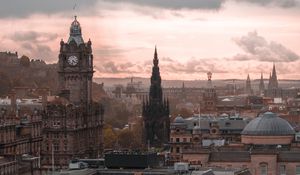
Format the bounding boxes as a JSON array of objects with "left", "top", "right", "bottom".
[
  {"left": 73, "top": 0, "right": 77, "bottom": 10},
  {"left": 73, "top": 0, "right": 78, "bottom": 18}
]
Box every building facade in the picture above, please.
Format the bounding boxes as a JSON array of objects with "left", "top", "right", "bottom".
[
  {"left": 0, "top": 91, "right": 44, "bottom": 174},
  {"left": 180, "top": 112, "right": 300, "bottom": 175},
  {"left": 41, "top": 16, "right": 104, "bottom": 169}
]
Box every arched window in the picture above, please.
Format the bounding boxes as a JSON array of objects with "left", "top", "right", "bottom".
[{"left": 260, "top": 163, "right": 268, "bottom": 175}]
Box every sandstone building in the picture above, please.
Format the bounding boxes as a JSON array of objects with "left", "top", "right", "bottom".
[{"left": 41, "top": 16, "right": 104, "bottom": 169}]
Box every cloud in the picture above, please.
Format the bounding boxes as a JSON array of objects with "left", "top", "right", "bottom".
[
  {"left": 105, "top": 0, "right": 226, "bottom": 10},
  {"left": 9, "top": 31, "right": 58, "bottom": 43},
  {"left": 0, "top": 0, "right": 297, "bottom": 19},
  {"left": 95, "top": 61, "right": 142, "bottom": 74},
  {"left": 0, "top": 0, "right": 98, "bottom": 18},
  {"left": 238, "top": 0, "right": 298, "bottom": 8},
  {"left": 163, "top": 58, "right": 228, "bottom": 74},
  {"left": 4, "top": 31, "right": 59, "bottom": 62},
  {"left": 20, "top": 42, "right": 55, "bottom": 62},
  {"left": 232, "top": 31, "right": 300, "bottom": 62},
  {"left": 105, "top": 0, "right": 299, "bottom": 10}
]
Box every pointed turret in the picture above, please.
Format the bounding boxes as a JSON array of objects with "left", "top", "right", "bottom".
[
  {"left": 268, "top": 72, "right": 272, "bottom": 89},
  {"left": 268, "top": 64, "right": 279, "bottom": 89},
  {"left": 245, "top": 74, "right": 252, "bottom": 95},
  {"left": 259, "top": 72, "right": 265, "bottom": 95},
  {"left": 271, "top": 63, "right": 278, "bottom": 88}
]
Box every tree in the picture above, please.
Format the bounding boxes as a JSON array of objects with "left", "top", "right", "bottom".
[
  {"left": 20, "top": 55, "right": 30, "bottom": 67},
  {"left": 103, "top": 125, "right": 118, "bottom": 149},
  {"left": 117, "top": 129, "right": 134, "bottom": 148}
]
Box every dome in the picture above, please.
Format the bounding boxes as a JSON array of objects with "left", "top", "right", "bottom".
[
  {"left": 174, "top": 116, "right": 185, "bottom": 124},
  {"left": 68, "top": 16, "right": 84, "bottom": 45},
  {"left": 241, "top": 112, "right": 295, "bottom": 136},
  {"left": 70, "top": 16, "right": 81, "bottom": 36}
]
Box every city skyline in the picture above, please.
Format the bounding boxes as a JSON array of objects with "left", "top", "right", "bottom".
[{"left": 0, "top": 0, "right": 300, "bottom": 80}]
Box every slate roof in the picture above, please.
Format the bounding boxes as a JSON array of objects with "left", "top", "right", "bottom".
[
  {"left": 209, "top": 151, "right": 251, "bottom": 162},
  {"left": 278, "top": 152, "right": 300, "bottom": 162}
]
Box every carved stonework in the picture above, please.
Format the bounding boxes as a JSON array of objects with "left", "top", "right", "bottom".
[{"left": 142, "top": 47, "right": 170, "bottom": 147}]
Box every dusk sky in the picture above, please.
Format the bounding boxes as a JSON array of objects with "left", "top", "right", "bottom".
[{"left": 1, "top": 0, "right": 300, "bottom": 80}]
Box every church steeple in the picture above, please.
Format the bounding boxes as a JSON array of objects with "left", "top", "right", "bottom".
[
  {"left": 268, "top": 63, "right": 278, "bottom": 89},
  {"left": 259, "top": 72, "right": 265, "bottom": 95},
  {"left": 271, "top": 63, "right": 278, "bottom": 88}
]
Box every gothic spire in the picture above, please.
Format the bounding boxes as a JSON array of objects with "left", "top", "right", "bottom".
[
  {"left": 153, "top": 45, "right": 158, "bottom": 67},
  {"left": 259, "top": 72, "right": 265, "bottom": 95},
  {"left": 149, "top": 46, "right": 163, "bottom": 102},
  {"left": 245, "top": 74, "right": 252, "bottom": 95},
  {"left": 268, "top": 63, "right": 278, "bottom": 89},
  {"left": 271, "top": 63, "right": 278, "bottom": 88}
]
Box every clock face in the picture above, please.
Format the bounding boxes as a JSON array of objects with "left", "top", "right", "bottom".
[{"left": 67, "top": 55, "right": 78, "bottom": 66}]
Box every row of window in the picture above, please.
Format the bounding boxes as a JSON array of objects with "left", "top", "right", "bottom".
[
  {"left": 170, "top": 137, "right": 192, "bottom": 143},
  {"left": 279, "top": 164, "right": 300, "bottom": 175},
  {"left": 258, "top": 163, "right": 300, "bottom": 175},
  {"left": 45, "top": 142, "right": 68, "bottom": 151}
]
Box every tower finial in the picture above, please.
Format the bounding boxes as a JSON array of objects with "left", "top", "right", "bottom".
[
  {"left": 74, "top": 15, "right": 77, "bottom": 20},
  {"left": 153, "top": 45, "right": 158, "bottom": 66}
]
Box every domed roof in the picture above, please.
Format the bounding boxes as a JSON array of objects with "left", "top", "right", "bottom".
[
  {"left": 70, "top": 16, "right": 81, "bottom": 36},
  {"left": 174, "top": 116, "right": 185, "bottom": 124},
  {"left": 68, "top": 16, "right": 84, "bottom": 45},
  {"left": 241, "top": 112, "right": 295, "bottom": 136}
]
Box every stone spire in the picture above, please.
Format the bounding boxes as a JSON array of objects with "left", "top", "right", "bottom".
[
  {"left": 259, "top": 72, "right": 265, "bottom": 95},
  {"left": 268, "top": 63, "right": 279, "bottom": 89},
  {"left": 245, "top": 74, "right": 252, "bottom": 95},
  {"left": 268, "top": 72, "right": 272, "bottom": 89},
  {"left": 271, "top": 63, "right": 278, "bottom": 88},
  {"left": 149, "top": 46, "right": 163, "bottom": 103},
  {"left": 142, "top": 46, "right": 170, "bottom": 147}
]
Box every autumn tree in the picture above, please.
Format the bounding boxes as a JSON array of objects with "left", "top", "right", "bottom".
[{"left": 103, "top": 124, "right": 118, "bottom": 149}]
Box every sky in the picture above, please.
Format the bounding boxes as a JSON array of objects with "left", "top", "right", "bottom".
[{"left": 0, "top": 0, "right": 300, "bottom": 80}]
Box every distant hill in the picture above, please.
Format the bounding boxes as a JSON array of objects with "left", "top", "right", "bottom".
[
  {"left": 0, "top": 52, "right": 59, "bottom": 96},
  {"left": 94, "top": 77, "right": 300, "bottom": 90},
  {"left": 0, "top": 51, "right": 106, "bottom": 100}
]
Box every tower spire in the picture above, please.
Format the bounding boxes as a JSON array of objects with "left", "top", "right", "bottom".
[
  {"left": 245, "top": 74, "right": 252, "bottom": 95},
  {"left": 153, "top": 45, "right": 158, "bottom": 66},
  {"left": 142, "top": 46, "right": 170, "bottom": 147},
  {"left": 270, "top": 63, "right": 278, "bottom": 89},
  {"left": 149, "top": 46, "right": 162, "bottom": 102},
  {"left": 259, "top": 72, "right": 265, "bottom": 95}
]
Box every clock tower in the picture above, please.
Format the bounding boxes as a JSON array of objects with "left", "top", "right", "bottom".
[{"left": 58, "top": 16, "right": 94, "bottom": 105}]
